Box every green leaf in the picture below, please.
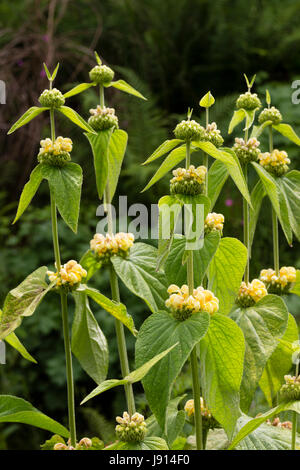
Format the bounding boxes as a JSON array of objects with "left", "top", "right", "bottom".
[
  {"left": 0, "top": 395, "right": 69, "bottom": 437},
  {"left": 8, "top": 107, "right": 49, "bottom": 134},
  {"left": 85, "top": 129, "right": 112, "bottom": 199},
  {"left": 142, "top": 139, "right": 182, "bottom": 166},
  {"left": 107, "top": 129, "right": 128, "bottom": 200},
  {"left": 112, "top": 243, "right": 169, "bottom": 313},
  {"left": 259, "top": 313, "right": 299, "bottom": 406},
  {"left": 228, "top": 109, "right": 246, "bottom": 134},
  {"left": 142, "top": 144, "right": 188, "bottom": 192},
  {"left": 81, "top": 285, "right": 137, "bottom": 336},
  {"left": 252, "top": 162, "right": 292, "bottom": 245},
  {"left": 237, "top": 419, "right": 300, "bottom": 450},
  {"left": 107, "top": 436, "right": 168, "bottom": 450},
  {"left": 81, "top": 343, "right": 178, "bottom": 404},
  {"left": 13, "top": 164, "right": 44, "bottom": 223},
  {"left": 208, "top": 237, "right": 247, "bottom": 315},
  {"left": 230, "top": 295, "right": 289, "bottom": 412},
  {"left": 243, "top": 108, "right": 258, "bottom": 131},
  {"left": 109, "top": 79, "right": 147, "bottom": 100},
  {"left": 273, "top": 123, "right": 300, "bottom": 146},
  {"left": 199, "top": 91, "right": 215, "bottom": 108},
  {"left": 266, "top": 89, "right": 271, "bottom": 106},
  {"left": 157, "top": 195, "right": 183, "bottom": 270},
  {"left": 221, "top": 148, "right": 252, "bottom": 206},
  {"left": 4, "top": 332, "right": 37, "bottom": 363},
  {"left": 0, "top": 267, "right": 53, "bottom": 340},
  {"left": 228, "top": 401, "right": 300, "bottom": 450},
  {"left": 72, "top": 292, "right": 108, "bottom": 385},
  {"left": 43, "top": 63, "right": 52, "bottom": 80},
  {"left": 41, "top": 163, "right": 82, "bottom": 233},
  {"left": 251, "top": 120, "right": 272, "bottom": 139},
  {"left": 249, "top": 180, "right": 265, "bottom": 249},
  {"left": 291, "top": 269, "right": 300, "bottom": 297},
  {"left": 79, "top": 250, "right": 102, "bottom": 282},
  {"left": 277, "top": 170, "right": 300, "bottom": 241},
  {"left": 174, "top": 193, "right": 210, "bottom": 247},
  {"left": 192, "top": 141, "right": 234, "bottom": 164},
  {"left": 135, "top": 311, "right": 210, "bottom": 430},
  {"left": 63, "top": 82, "right": 96, "bottom": 98},
  {"left": 200, "top": 314, "right": 245, "bottom": 437},
  {"left": 41, "top": 434, "right": 65, "bottom": 450},
  {"left": 165, "top": 232, "right": 220, "bottom": 287},
  {"left": 51, "top": 62, "right": 60, "bottom": 81},
  {"left": 57, "top": 106, "right": 96, "bottom": 133},
  {"left": 207, "top": 160, "right": 229, "bottom": 209},
  {"left": 94, "top": 51, "right": 102, "bottom": 65}
]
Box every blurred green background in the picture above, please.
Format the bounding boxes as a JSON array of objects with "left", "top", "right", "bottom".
[{"left": 0, "top": 0, "right": 300, "bottom": 449}]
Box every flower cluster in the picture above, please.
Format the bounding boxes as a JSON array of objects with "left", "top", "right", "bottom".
[
  {"left": 203, "top": 122, "right": 224, "bottom": 148},
  {"left": 258, "top": 149, "right": 290, "bottom": 176},
  {"left": 54, "top": 437, "right": 93, "bottom": 451},
  {"left": 236, "top": 91, "right": 261, "bottom": 111},
  {"left": 174, "top": 119, "right": 205, "bottom": 142},
  {"left": 88, "top": 105, "right": 118, "bottom": 131},
  {"left": 258, "top": 106, "right": 282, "bottom": 125},
  {"left": 165, "top": 284, "right": 219, "bottom": 320},
  {"left": 204, "top": 212, "right": 224, "bottom": 234},
  {"left": 39, "top": 88, "right": 65, "bottom": 108},
  {"left": 260, "top": 266, "right": 296, "bottom": 295},
  {"left": 115, "top": 412, "right": 147, "bottom": 443},
  {"left": 184, "top": 398, "right": 219, "bottom": 430},
  {"left": 266, "top": 418, "right": 292, "bottom": 430},
  {"left": 38, "top": 136, "right": 73, "bottom": 167},
  {"left": 47, "top": 260, "right": 87, "bottom": 290},
  {"left": 237, "top": 279, "right": 268, "bottom": 308},
  {"left": 233, "top": 137, "right": 260, "bottom": 164},
  {"left": 89, "top": 64, "right": 114, "bottom": 85},
  {"left": 170, "top": 165, "right": 207, "bottom": 195},
  {"left": 90, "top": 232, "right": 134, "bottom": 263},
  {"left": 279, "top": 375, "right": 300, "bottom": 402}
]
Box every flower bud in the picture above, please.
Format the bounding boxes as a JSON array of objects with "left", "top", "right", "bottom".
[
  {"left": 258, "top": 149, "right": 290, "bottom": 176},
  {"left": 203, "top": 122, "right": 224, "bottom": 148},
  {"left": 236, "top": 279, "right": 267, "bottom": 308},
  {"left": 88, "top": 105, "right": 118, "bottom": 131},
  {"left": 90, "top": 232, "right": 134, "bottom": 264},
  {"left": 53, "top": 443, "right": 68, "bottom": 450},
  {"left": 115, "top": 412, "right": 147, "bottom": 443},
  {"left": 279, "top": 375, "right": 300, "bottom": 402},
  {"left": 47, "top": 260, "right": 87, "bottom": 291},
  {"left": 259, "top": 266, "right": 296, "bottom": 295},
  {"left": 184, "top": 398, "right": 219, "bottom": 430},
  {"left": 39, "top": 88, "right": 65, "bottom": 108},
  {"left": 38, "top": 136, "right": 72, "bottom": 167},
  {"left": 205, "top": 212, "right": 224, "bottom": 234},
  {"left": 165, "top": 284, "right": 219, "bottom": 320},
  {"left": 236, "top": 91, "right": 261, "bottom": 111},
  {"left": 170, "top": 165, "right": 206, "bottom": 195},
  {"left": 174, "top": 119, "right": 205, "bottom": 142},
  {"left": 89, "top": 65, "right": 114, "bottom": 85},
  {"left": 77, "top": 437, "right": 93, "bottom": 449},
  {"left": 258, "top": 106, "right": 282, "bottom": 125},
  {"left": 233, "top": 137, "right": 260, "bottom": 164}
]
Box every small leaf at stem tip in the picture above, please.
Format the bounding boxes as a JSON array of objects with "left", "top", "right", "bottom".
[
  {"left": 51, "top": 63, "right": 60, "bottom": 81},
  {"left": 43, "top": 63, "right": 52, "bottom": 81},
  {"left": 187, "top": 107, "right": 193, "bottom": 119},
  {"left": 249, "top": 74, "right": 256, "bottom": 88},
  {"left": 266, "top": 89, "right": 271, "bottom": 106},
  {"left": 199, "top": 91, "right": 215, "bottom": 108},
  {"left": 94, "top": 51, "right": 102, "bottom": 65}
]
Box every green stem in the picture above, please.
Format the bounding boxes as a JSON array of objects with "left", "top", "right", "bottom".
[
  {"left": 100, "top": 84, "right": 105, "bottom": 107},
  {"left": 291, "top": 362, "right": 299, "bottom": 450},
  {"left": 60, "top": 291, "right": 77, "bottom": 447},
  {"left": 49, "top": 109, "right": 76, "bottom": 445},
  {"left": 268, "top": 126, "right": 279, "bottom": 274},
  {"left": 243, "top": 164, "right": 250, "bottom": 284},
  {"left": 186, "top": 140, "right": 191, "bottom": 168}
]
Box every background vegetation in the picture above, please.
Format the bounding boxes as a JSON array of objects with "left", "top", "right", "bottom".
[{"left": 0, "top": 0, "right": 299, "bottom": 449}]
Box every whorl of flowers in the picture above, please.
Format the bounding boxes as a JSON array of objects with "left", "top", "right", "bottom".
[
  {"left": 38, "top": 136, "right": 73, "bottom": 167},
  {"left": 89, "top": 64, "right": 114, "bottom": 86},
  {"left": 237, "top": 279, "right": 268, "bottom": 308},
  {"left": 258, "top": 149, "right": 290, "bottom": 176},
  {"left": 88, "top": 106, "right": 119, "bottom": 131},
  {"left": 260, "top": 266, "right": 296, "bottom": 295},
  {"left": 203, "top": 122, "right": 224, "bottom": 148},
  {"left": 54, "top": 437, "right": 93, "bottom": 451},
  {"left": 258, "top": 106, "right": 282, "bottom": 126},
  {"left": 236, "top": 91, "right": 261, "bottom": 111},
  {"left": 90, "top": 232, "right": 134, "bottom": 264},
  {"left": 184, "top": 398, "right": 219, "bottom": 430},
  {"left": 115, "top": 412, "right": 147, "bottom": 443},
  {"left": 39, "top": 88, "right": 65, "bottom": 108},
  {"left": 174, "top": 119, "right": 205, "bottom": 142},
  {"left": 204, "top": 212, "right": 224, "bottom": 234},
  {"left": 165, "top": 284, "right": 219, "bottom": 321},
  {"left": 170, "top": 165, "right": 207, "bottom": 195},
  {"left": 279, "top": 375, "right": 300, "bottom": 402},
  {"left": 233, "top": 137, "right": 260, "bottom": 164},
  {"left": 266, "top": 418, "right": 292, "bottom": 430},
  {"left": 47, "top": 260, "right": 87, "bottom": 290}
]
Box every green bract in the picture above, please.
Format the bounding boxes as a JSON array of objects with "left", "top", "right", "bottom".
[
  {"left": 89, "top": 64, "right": 115, "bottom": 85},
  {"left": 39, "top": 88, "right": 65, "bottom": 108}
]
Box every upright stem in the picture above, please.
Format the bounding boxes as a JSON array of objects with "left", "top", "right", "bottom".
[
  {"left": 49, "top": 109, "right": 76, "bottom": 446},
  {"left": 269, "top": 126, "right": 280, "bottom": 274},
  {"left": 243, "top": 163, "right": 250, "bottom": 284},
  {"left": 186, "top": 141, "right": 203, "bottom": 449},
  {"left": 100, "top": 84, "right": 105, "bottom": 107},
  {"left": 291, "top": 362, "right": 299, "bottom": 450},
  {"left": 186, "top": 140, "right": 191, "bottom": 168},
  {"left": 204, "top": 108, "right": 209, "bottom": 195}
]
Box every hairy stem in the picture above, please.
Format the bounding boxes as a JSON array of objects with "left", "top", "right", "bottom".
[
  {"left": 243, "top": 164, "right": 250, "bottom": 284},
  {"left": 268, "top": 126, "right": 280, "bottom": 274}
]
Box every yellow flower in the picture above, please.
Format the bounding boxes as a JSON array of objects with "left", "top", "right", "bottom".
[
  {"left": 39, "top": 136, "right": 73, "bottom": 155},
  {"left": 47, "top": 260, "right": 87, "bottom": 288},
  {"left": 237, "top": 279, "right": 267, "bottom": 307},
  {"left": 205, "top": 212, "right": 224, "bottom": 233},
  {"left": 184, "top": 398, "right": 212, "bottom": 418},
  {"left": 259, "top": 266, "right": 296, "bottom": 293},
  {"left": 258, "top": 149, "right": 290, "bottom": 176},
  {"left": 90, "top": 232, "right": 134, "bottom": 262},
  {"left": 165, "top": 284, "right": 219, "bottom": 320}
]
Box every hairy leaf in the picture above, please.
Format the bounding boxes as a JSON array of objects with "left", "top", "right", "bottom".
[
  {"left": 13, "top": 164, "right": 44, "bottom": 223},
  {"left": 8, "top": 107, "right": 49, "bottom": 134}
]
